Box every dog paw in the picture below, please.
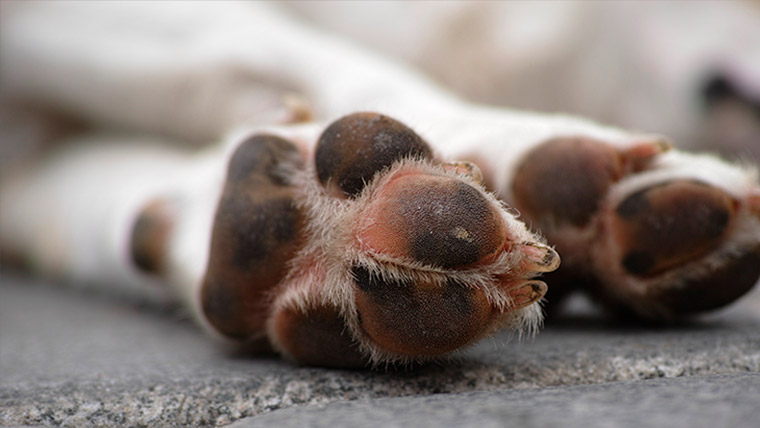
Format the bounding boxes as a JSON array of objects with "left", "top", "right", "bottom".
[
  {"left": 198, "top": 112, "right": 558, "bottom": 366},
  {"left": 511, "top": 136, "right": 760, "bottom": 321}
]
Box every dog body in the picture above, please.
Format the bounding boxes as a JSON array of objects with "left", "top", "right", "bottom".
[
  {"left": 2, "top": 2, "right": 759, "bottom": 366},
  {"left": 285, "top": 1, "right": 760, "bottom": 158}
]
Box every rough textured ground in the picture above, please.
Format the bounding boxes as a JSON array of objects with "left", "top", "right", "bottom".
[
  {"left": 1, "top": 275, "right": 759, "bottom": 427},
  {"left": 231, "top": 373, "right": 760, "bottom": 428}
]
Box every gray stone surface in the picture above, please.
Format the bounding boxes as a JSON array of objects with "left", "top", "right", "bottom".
[
  {"left": 1, "top": 274, "right": 759, "bottom": 427},
  {"left": 231, "top": 373, "right": 760, "bottom": 428}
]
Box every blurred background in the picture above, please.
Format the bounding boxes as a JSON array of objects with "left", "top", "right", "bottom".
[
  {"left": 283, "top": 1, "right": 760, "bottom": 159},
  {"left": 1, "top": 0, "right": 759, "bottom": 180}
]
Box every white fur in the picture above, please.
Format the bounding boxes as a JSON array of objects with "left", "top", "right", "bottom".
[{"left": 1, "top": 1, "right": 759, "bottom": 361}]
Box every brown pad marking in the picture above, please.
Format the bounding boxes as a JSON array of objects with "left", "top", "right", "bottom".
[
  {"left": 272, "top": 304, "right": 367, "bottom": 368},
  {"left": 130, "top": 199, "right": 174, "bottom": 275},
  {"left": 360, "top": 175, "right": 506, "bottom": 269},
  {"left": 351, "top": 265, "right": 492, "bottom": 356},
  {"left": 613, "top": 180, "right": 736, "bottom": 277},
  {"left": 512, "top": 137, "right": 623, "bottom": 229},
  {"left": 315, "top": 112, "right": 432, "bottom": 197},
  {"left": 201, "top": 135, "right": 304, "bottom": 340}
]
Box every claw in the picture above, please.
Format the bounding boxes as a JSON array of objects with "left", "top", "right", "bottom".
[
  {"left": 623, "top": 139, "right": 673, "bottom": 159},
  {"left": 508, "top": 280, "right": 548, "bottom": 310},
  {"left": 282, "top": 93, "right": 313, "bottom": 124},
  {"left": 442, "top": 161, "right": 485, "bottom": 186},
  {"left": 622, "top": 139, "right": 672, "bottom": 172},
  {"left": 519, "top": 242, "right": 561, "bottom": 273}
]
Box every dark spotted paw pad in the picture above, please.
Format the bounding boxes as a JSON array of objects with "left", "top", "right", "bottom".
[
  {"left": 647, "top": 246, "right": 760, "bottom": 316},
  {"left": 271, "top": 303, "right": 366, "bottom": 368},
  {"left": 357, "top": 173, "right": 507, "bottom": 269},
  {"left": 510, "top": 137, "right": 666, "bottom": 312},
  {"left": 201, "top": 134, "right": 305, "bottom": 339},
  {"left": 613, "top": 180, "right": 735, "bottom": 277},
  {"left": 315, "top": 112, "right": 433, "bottom": 198},
  {"left": 351, "top": 265, "right": 493, "bottom": 356},
  {"left": 311, "top": 114, "right": 553, "bottom": 362},
  {"left": 513, "top": 137, "right": 625, "bottom": 229},
  {"left": 601, "top": 179, "right": 760, "bottom": 319},
  {"left": 340, "top": 162, "right": 553, "bottom": 361}
]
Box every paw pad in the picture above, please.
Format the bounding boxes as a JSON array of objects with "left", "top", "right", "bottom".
[
  {"left": 272, "top": 304, "right": 366, "bottom": 368},
  {"left": 656, "top": 246, "right": 760, "bottom": 315},
  {"left": 613, "top": 180, "right": 735, "bottom": 277},
  {"left": 315, "top": 112, "right": 432, "bottom": 197},
  {"left": 358, "top": 174, "right": 507, "bottom": 269},
  {"left": 511, "top": 134, "right": 760, "bottom": 321},
  {"left": 201, "top": 135, "right": 305, "bottom": 339},
  {"left": 351, "top": 265, "right": 492, "bottom": 356},
  {"left": 512, "top": 137, "right": 623, "bottom": 229},
  {"left": 226, "top": 133, "right": 302, "bottom": 185}
]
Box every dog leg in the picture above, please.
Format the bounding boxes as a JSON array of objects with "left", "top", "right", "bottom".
[
  {"left": 1, "top": 113, "right": 559, "bottom": 366},
  {"left": 2, "top": 2, "right": 759, "bottom": 360}
]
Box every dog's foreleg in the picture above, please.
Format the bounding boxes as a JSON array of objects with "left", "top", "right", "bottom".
[
  {"left": 0, "top": 1, "right": 462, "bottom": 143},
  {"left": 4, "top": 1, "right": 760, "bottom": 324},
  {"left": 0, "top": 136, "right": 195, "bottom": 299}
]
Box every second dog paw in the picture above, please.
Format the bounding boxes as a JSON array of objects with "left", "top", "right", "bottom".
[{"left": 511, "top": 136, "right": 760, "bottom": 321}]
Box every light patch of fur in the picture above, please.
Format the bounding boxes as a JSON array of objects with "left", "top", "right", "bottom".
[{"left": 608, "top": 150, "right": 759, "bottom": 206}]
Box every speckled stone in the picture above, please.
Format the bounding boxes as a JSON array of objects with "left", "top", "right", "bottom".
[
  {"left": 1, "top": 276, "right": 759, "bottom": 427},
  {"left": 230, "top": 373, "right": 760, "bottom": 428}
]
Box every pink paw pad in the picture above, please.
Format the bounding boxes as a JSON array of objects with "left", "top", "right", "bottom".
[{"left": 357, "top": 174, "right": 507, "bottom": 269}]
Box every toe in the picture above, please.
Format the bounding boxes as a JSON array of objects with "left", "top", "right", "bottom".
[
  {"left": 201, "top": 134, "right": 305, "bottom": 339},
  {"left": 226, "top": 134, "right": 303, "bottom": 184},
  {"left": 512, "top": 137, "right": 624, "bottom": 229},
  {"left": 612, "top": 180, "right": 736, "bottom": 277},
  {"left": 351, "top": 265, "right": 493, "bottom": 357},
  {"left": 315, "top": 112, "right": 432, "bottom": 198},
  {"left": 271, "top": 303, "right": 366, "bottom": 368},
  {"left": 357, "top": 173, "right": 507, "bottom": 269}
]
